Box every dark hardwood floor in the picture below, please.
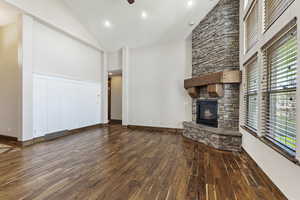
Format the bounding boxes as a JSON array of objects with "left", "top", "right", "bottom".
[
  {"left": 0, "top": 144, "right": 18, "bottom": 154},
  {"left": 0, "top": 139, "right": 19, "bottom": 154},
  {"left": 0, "top": 125, "right": 287, "bottom": 200}
]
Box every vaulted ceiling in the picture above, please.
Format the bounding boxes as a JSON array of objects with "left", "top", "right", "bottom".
[{"left": 63, "top": 0, "right": 219, "bottom": 51}]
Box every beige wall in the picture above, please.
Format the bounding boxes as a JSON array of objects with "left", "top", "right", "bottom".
[
  {"left": 240, "top": 0, "right": 300, "bottom": 199},
  {"left": 111, "top": 76, "right": 122, "bottom": 120},
  {"left": 0, "top": 21, "right": 21, "bottom": 138}
]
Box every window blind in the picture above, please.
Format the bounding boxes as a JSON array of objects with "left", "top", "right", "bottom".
[
  {"left": 245, "top": 1, "right": 258, "bottom": 51},
  {"left": 264, "top": 0, "right": 295, "bottom": 30},
  {"left": 244, "top": 57, "right": 259, "bottom": 131},
  {"left": 261, "top": 20, "right": 297, "bottom": 153}
]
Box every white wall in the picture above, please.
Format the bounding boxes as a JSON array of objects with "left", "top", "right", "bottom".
[
  {"left": 21, "top": 15, "right": 103, "bottom": 141},
  {"left": 240, "top": 0, "right": 300, "bottom": 199},
  {"left": 101, "top": 52, "right": 109, "bottom": 124},
  {"left": 4, "top": 0, "right": 101, "bottom": 50},
  {"left": 111, "top": 76, "right": 122, "bottom": 120},
  {"left": 108, "top": 50, "right": 122, "bottom": 72},
  {"left": 31, "top": 19, "right": 103, "bottom": 136},
  {"left": 0, "top": 21, "right": 21, "bottom": 138},
  {"left": 32, "top": 20, "right": 102, "bottom": 82},
  {"left": 128, "top": 41, "right": 189, "bottom": 129}
]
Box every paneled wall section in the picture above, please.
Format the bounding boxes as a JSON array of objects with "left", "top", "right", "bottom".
[{"left": 33, "top": 74, "right": 101, "bottom": 138}]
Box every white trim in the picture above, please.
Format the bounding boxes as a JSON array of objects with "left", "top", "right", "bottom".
[
  {"left": 257, "top": 50, "right": 264, "bottom": 137},
  {"left": 122, "top": 47, "right": 130, "bottom": 126},
  {"left": 101, "top": 52, "right": 108, "bottom": 124},
  {"left": 33, "top": 72, "right": 101, "bottom": 85},
  {"left": 20, "top": 15, "right": 34, "bottom": 141}
]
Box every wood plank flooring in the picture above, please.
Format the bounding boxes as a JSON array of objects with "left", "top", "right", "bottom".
[
  {"left": 0, "top": 142, "right": 19, "bottom": 154},
  {"left": 0, "top": 125, "right": 287, "bottom": 200}
]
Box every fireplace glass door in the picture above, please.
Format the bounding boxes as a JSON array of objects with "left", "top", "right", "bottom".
[{"left": 196, "top": 100, "right": 218, "bottom": 127}]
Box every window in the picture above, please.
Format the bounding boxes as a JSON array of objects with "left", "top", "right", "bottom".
[
  {"left": 245, "top": 57, "right": 259, "bottom": 131},
  {"left": 264, "top": 0, "right": 295, "bottom": 30},
  {"left": 245, "top": 1, "right": 258, "bottom": 51},
  {"left": 262, "top": 20, "right": 297, "bottom": 154}
]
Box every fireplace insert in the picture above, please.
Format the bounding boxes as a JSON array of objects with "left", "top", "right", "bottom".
[{"left": 196, "top": 100, "right": 218, "bottom": 127}]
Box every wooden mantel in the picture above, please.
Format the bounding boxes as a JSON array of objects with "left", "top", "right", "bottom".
[
  {"left": 184, "top": 70, "right": 241, "bottom": 89},
  {"left": 184, "top": 70, "right": 241, "bottom": 98}
]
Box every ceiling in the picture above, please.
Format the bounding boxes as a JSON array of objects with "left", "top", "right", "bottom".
[
  {"left": 63, "top": 0, "right": 219, "bottom": 51},
  {"left": 0, "top": 2, "right": 20, "bottom": 26}
]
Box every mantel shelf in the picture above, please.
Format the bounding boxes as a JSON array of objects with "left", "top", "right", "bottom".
[{"left": 184, "top": 70, "right": 241, "bottom": 89}]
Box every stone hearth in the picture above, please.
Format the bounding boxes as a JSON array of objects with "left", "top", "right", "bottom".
[{"left": 183, "top": 122, "right": 242, "bottom": 152}]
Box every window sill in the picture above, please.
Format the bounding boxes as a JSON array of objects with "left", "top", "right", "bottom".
[
  {"left": 241, "top": 126, "right": 300, "bottom": 166},
  {"left": 241, "top": 125, "right": 258, "bottom": 138}
]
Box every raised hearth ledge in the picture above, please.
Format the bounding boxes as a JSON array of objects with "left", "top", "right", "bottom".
[{"left": 183, "top": 121, "right": 242, "bottom": 152}]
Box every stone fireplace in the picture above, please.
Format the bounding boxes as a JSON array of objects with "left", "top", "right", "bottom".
[
  {"left": 192, "top": 82, "right": 240, "bottom": 131},
  {"left": 182, "top": 0, "right": 242, "bottom": 152},
  {"left": 183, "top": 75, "right": 242, "bottom": 152}
]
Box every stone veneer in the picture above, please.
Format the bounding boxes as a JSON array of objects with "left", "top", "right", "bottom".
[
  {"left": 192, "top": 0, "right": 240, "bottom": 75},
  {"left": 183, "top": 0, "right": 241, "bottom": 151}
]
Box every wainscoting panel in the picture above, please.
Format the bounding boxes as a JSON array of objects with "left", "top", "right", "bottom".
[{"left": 33, "top": 74, "right": 101, "bottom": 138}]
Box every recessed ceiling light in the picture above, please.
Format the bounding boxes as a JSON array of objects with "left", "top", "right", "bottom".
[
  {"left": 187, "top": 0, "right": 194, "bottom": 8},
  {"left": 104, "top": 20, "right": 111, "bottom": 28},
  {"left": 141, "top": 11, "right": 148, "bottom": 19}
]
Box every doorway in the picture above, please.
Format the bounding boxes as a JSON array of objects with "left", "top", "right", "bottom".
[
  {"left": 108, "top": 74, "right": 122, "bottom": 124},
  {"left": 108, "top": 77, "right": 111, "bottom": 121}
]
